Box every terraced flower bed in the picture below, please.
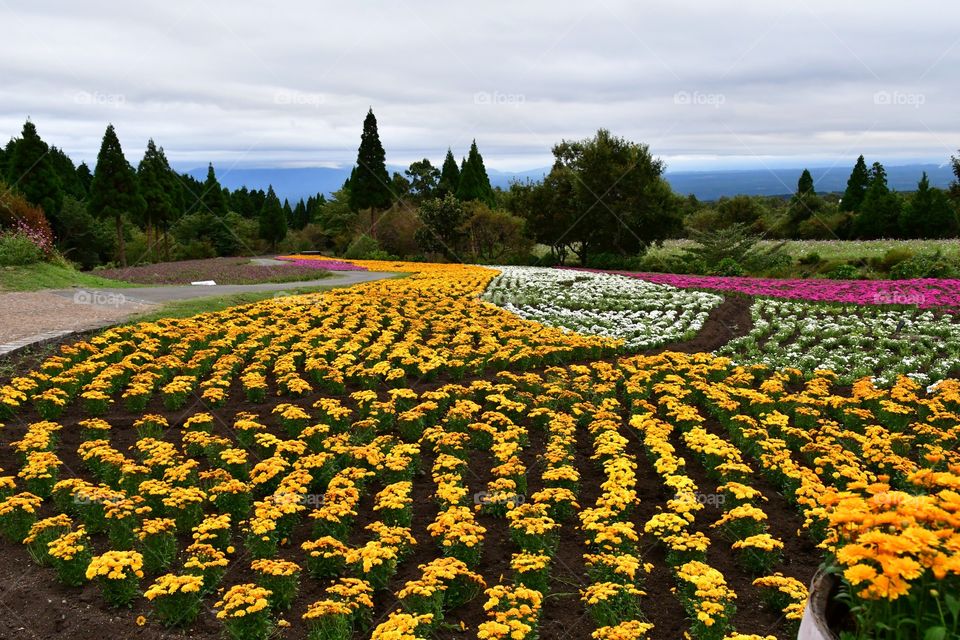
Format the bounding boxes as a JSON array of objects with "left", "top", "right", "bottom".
[
  {"left": 482, "top": 266, "right": 723, "bottom": 350},
  {"left": 601, "top": 270, "right": 960, "bottom": 310},
  {"left": 0, "top": 260, "right": 956, "bottom": 640}
]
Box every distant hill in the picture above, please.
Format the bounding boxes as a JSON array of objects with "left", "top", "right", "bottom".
[
  {"left": 186, "top": 163, "right": 955, "bottom": 204},
  {"left": 664, "top": 163, "right": 956, "bottom": 201}
]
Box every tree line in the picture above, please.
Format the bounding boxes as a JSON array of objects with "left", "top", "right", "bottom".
[{"left": 2, "top": 111, "right": 960, "bottom": 271}]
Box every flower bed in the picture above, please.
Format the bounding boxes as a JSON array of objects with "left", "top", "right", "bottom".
[
  {"left": 716, "top": 298, "right": 960, "bottom": 385},
  {"left": 0, "top": 260, "right": 956, "bottom": 640},
  {"left": 598, "top": 270, "right": 960, "bottom": 310},
  {"left": 483, "top": 266, "right": 723, "bottom": 350}
]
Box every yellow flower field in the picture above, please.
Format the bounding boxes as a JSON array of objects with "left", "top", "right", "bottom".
[{"left": 0, "top": 258, "right": 956, "bottom": 640}]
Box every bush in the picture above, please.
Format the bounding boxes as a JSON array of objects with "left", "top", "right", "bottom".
[
  {"left": 798, "top": 252, "right": 822, "bottom": 266},
  {"left": 889, "top": 251, "right": 960, "bottom": 280},
  {"left": 871, "top": 247, "right": 915, "bottom": 273},
  {"left": 0, "top": 231, "right": 46, "bottom": 266},
  {"left": 710, "top": 257, "right": 744, "bottom": 276},
  {"left": 343, "top": 234, "right": 386, "bottom": 260},
  {"left": 827, "top": 264, "right": 860, "bottom": 280}
]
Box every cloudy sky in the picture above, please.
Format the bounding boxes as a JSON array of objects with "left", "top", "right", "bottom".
[{"left": 1, "top": 0, "right": 958, "bottom": 173}]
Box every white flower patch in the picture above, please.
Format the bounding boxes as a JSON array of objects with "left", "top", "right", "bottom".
[
  {"left": 717, "top": 298, "right": 960, "bottom": 386},
  {"left": 482, "top": 266, "right": 723, "bottom": 350}
]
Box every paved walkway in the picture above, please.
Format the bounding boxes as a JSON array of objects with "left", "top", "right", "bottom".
[{"left": 0, "top": 270, "right": 398, "bottom": 356}]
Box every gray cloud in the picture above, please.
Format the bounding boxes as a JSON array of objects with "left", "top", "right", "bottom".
[{"left": 1, "top": 0, "right": 957, "bottom": 173}]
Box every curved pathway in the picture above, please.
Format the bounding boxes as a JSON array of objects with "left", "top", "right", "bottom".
[{"left": 0, "top": 271, "right": 399, "bottom": 355}]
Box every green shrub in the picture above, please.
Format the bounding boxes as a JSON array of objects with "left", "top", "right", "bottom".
[
  {"left": 798, "top": 252, "right": 822, "bottom": 266},
  {"left": 344, "top": 234, "right": 380, "bottom": 260},
  {"left": 889, "top": 251, "right": 960, "bottom": 280},
  {"left": 710, "top": 257, "right": 744, "bottom": 276},
  {"left": 0, "top": 231, "right": 45, "bottom": 266},
  {"left": 827, "top": 264, "right": 860, "bottom": 280},
  {"left": 584, "top": 252, "right": 644, "bottom": 271}
]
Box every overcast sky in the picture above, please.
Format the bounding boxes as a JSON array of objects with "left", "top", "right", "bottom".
[{"left": 1, "top": 0, "right": 958, "bottom": 174}]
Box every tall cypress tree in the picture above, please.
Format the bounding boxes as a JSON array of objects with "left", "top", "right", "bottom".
[
  {"left": 840, "top": 155, "right": 870, "bottom": 212},
  {"left": 796, "top": 169, "right": 815, "bottom": 196},
  {"left": 348, "top": 109, "right": 392, "bottom": 213},
  {"left": 853, "top": 162, "right": 902, "bottom": 239},
  {"left": 202, "top": 163, "right": 228, "bottom": 217},
  {"left": 437, "top": 149, "right": 461, "bottom": 198},
  {"left": 899, "top": 172, "right": 959, "bottom": 238},
  {"left": 456, "top": 140, "right": 495, "bottom": 206},
  {"left": 6, "top": 120, "right": 63, "bottom": 230},
  {"left": 259, "top": 186, "right": 287, "bottom": 249},
  {"left": 137, "top": 139, "right": 178, "bottom": 260},
  {"left": 88, "top": 124, "right": 144, "bottom": 267}
]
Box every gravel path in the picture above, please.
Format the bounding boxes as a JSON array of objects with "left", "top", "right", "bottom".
[{"left": 0, "top": 271, "right": 398, "bottom": 350}]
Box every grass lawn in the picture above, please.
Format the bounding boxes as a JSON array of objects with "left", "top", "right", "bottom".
[{"left": 0, "top": 262, "right": 138, "bottom": 292}]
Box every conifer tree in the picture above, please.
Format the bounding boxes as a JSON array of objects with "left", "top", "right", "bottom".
[
  {"left": 88, "top": 124, "right": 144, "bottom": 266},
  {"left": 852, "top": 162, "right": 902, "bottom": 239},
  {"left": 348, "top": 109, "right": 392, "bottom": 213},
  {"left": 899, "top": 172, "right": 959, "bottom": 238},
  {"left": 202, "top": 163, "right": 228, "bottom": 217},
  {"left": 797, "top": 169, "right": 815, "bottom": 196},
  {"left": 259, "top": 186, "right": 287, "bottom": 248},
  {"left": 437, "top": 149, "right": 461, "bottom": 198},
  {"left": 840, "top": 155, "right": 870, "bottom": 212},
  {"left": 456, "top": 140, "right": 495, "bottom": 206},
  {"left": 6, "top": 120, "right": 63, "bottom": 227},
  {"left": 137, "top": 139, "right": 178, "bottom": 260}
]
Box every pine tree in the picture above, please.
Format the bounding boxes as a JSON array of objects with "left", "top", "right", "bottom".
[
  {"left": 852, "top": 162, "right": 902, "bottom": 239},
  {"left": 202, "top": 164, "right": 228, "bottom": 217},
  {"left": 437, "top": 149, "right": 461, "bottom": 198},
  {"left": 840, "top": 155, "right": 870, "bottom": 212},
  {"left": 76, "top": 162, "right": 93, "bottom": 194},
  {"left": 137, "top": 139, "right": 178, "bottom": 260},
  {"left": 797, "top": 169, "right": 815, "bottom": 196},
  {"left": 259, "top": 186, "right": 287, "bottom": 248},
  {"left": 88, "top": 124, "right": 144, "bottom": 267},
  {"left": 348, "top": 109, "right": 392, "bottom": 213},
  {"left": 456, "top": 140, "right": 495, "bottom": 206},
  {"left": 6, "top": 120, "right": 63, "bottom": 229},
  {"left": 899, "top": 172, "right": 959, "bottom": 238}
]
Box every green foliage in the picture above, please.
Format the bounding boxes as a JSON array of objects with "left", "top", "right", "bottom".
[
  {"left": 852, "top": 162, "right": 903, "bottom": 239},
  {"left": 201, "top": 164, "right": 228, "bottom": 217},
  {"left": 344, "top": 233, "right": 389, "bottom": 260},
  {"left": 797, "top": 169, "right": 815, "bottom": 196},
  {"left": 5, "top": 120, "right": 63, "bottom": 227},
  {"left": 899, "top": 173, "right": 959, "bottom": 239},
  {"left": 459, "top": 202, "right": 530, "bottom": 261},
  {"left": 0, "top": 231, "right": 45, "bottom": 266},
  {"left": 57, "top": 196, "right": 115, "bottom": 269},
  {"left": 348, "top": 109, "right": 392, "bottom": 212},
  {"left": 137, "top": 140, "right": 179, "bottom": 254},
  {"left": 840, "top": 155, "right": 870, "bottom": 212},
  {"left": 415, "top": 194, "right": 467, "bottom": 260},
  {"left": 827, "top": 264, "right": 860, "bottom": 279},
  {"left": 455, "top": 140, "right": 495, "bottom": 206},
  {"left": 889, "top": 251, "right": 960, "bottom": 280},
  {"left": 682, "top": 223, "right": 789, "bottom": 275},
  {"left": 88, "top": 124, "right": 145, "bottom": 266},
  {"left": 405, "top": 159, "right": 440, "bottom": 200},
  {"left": 258, "top": 186, "right": 287, "bottom": 248},
  {"left": 552, "top": 129, "right": 682, "bottom": 265},
  {"left": 437, "top": 149, "right": 461, "bottom": 198}
]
